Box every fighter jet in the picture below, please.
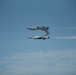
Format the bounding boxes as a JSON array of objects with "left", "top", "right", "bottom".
[
  {"left": 28, "top": 35, "right": 49, "bottom": 40},
  {"left": 26, "top": 26, "right": 49, "bottom": 35},
  {"left": 26, "top": 26, "right": 50, "bottom": 40}
]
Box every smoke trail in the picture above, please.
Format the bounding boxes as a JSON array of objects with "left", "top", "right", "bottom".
[
  {"left": 54, "top": 36, "right": 76, "bottom": 40},
  {"left": 50, "top": 27, "right": 76, "bottom": 29}
]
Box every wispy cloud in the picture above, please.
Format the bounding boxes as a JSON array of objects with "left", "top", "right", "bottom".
[
  {"left": 54, "top": 36, "right": 76, "bottom": 40},
  {"left": 0, "top": 50, "right": 76, "bottom": 75},
  {"left": 1, "top": 40, "right": 25, "bottom": 49}
]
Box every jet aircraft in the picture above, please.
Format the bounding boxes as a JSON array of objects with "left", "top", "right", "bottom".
[
  {"left": 28, "top": 35, "right": 49, "bottom": 40},
  {"left": 27, "top": 26, "right": 49, "bottom": 35},
  {"left": 26, "top": 26, "right": 50, "bottom": 40}
]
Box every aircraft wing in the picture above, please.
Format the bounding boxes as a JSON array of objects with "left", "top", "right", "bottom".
[{"left": 44, "top": 30, "right": 49, "bottom": 36}]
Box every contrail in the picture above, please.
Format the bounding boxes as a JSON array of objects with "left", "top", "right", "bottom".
[
  {"left": 54, "top": 36, "right": 76, "bottom": 40},
  {"left": 50, "top": 27, "right": 76, "bottom": 29}
]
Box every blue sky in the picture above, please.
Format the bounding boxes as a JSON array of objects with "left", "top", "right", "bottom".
[{"left": 0, "top": 0, "right": 76, "bottom": 75}]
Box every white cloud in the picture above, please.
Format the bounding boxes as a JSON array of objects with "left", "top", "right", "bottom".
[
  {"left": 0, "top": 50, "right": 76, "bottom": 75},
  {"left": 54, "top": 36, "right": 76, "bottom": 40}
]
